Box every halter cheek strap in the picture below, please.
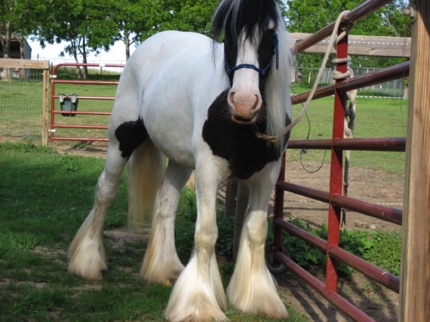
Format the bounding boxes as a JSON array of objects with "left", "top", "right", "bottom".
[{"left": 225, "top": 33, "right": 279, "bottom": 77}]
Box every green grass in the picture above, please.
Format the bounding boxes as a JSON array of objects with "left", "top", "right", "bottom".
[
  {"left": 0, "top": 77, "right": 44, "bottom": 139},
  {"left": 0, "top": 142, "right": 308, "bottom": 321}
]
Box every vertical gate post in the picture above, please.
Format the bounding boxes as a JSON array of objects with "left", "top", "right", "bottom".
[
  {"left": 326, "top": 29, "right": 348, "bottom": 293},
  {"left": 400, "top": 0, "right": 430, "bottom": 320},
  {"left": 42, "top": 69, "right": 50, "bottom": 146}
]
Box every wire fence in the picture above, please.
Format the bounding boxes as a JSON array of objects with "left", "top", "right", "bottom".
[{"left": 0, "top": 69, "right": 45, "bottom": 142}]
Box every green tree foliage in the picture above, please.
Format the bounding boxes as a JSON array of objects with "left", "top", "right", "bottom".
[
  {"left": 109, "top": 0, "right": 216, "bottom": 60},
  {"left": 10, "top": 0, "right": 120, "bottom": 78},
  {"left": 0, "top": 0, "right": 34, "bottom": 79},
  {"left": 0, "top": 1, "right": 15, "bottom": 61},
  {"left": 285, "top": 0, "right": 412, "bottom": 68},
  {"left": 2, "top": 0, "right": 217, "bottom": 78}
]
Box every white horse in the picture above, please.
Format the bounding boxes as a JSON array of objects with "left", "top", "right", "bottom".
[{"left": 68, "top": 0, "right": 292, "bottom": 320}]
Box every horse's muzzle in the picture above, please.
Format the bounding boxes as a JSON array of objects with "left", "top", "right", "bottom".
[{"left": 231, "top": 113, "right": 258, "bottom": 125}]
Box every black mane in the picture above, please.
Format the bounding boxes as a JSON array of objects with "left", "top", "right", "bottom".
[{"left": 211, "top": 0, "right": 279, "bottom": 44}]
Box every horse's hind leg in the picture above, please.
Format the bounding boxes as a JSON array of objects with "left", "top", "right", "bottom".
[
  {"left": 140, "top": 161, "right": 192, "bottom": 284},
  {"left": 227, "top": 163, "right": 288, "bottom": 318},
  {"left": 68, "top": 143, "right": 126, "bottom": 280}
]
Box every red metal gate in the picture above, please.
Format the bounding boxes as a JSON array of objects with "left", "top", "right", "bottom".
[
  {"left": 50, "top": 63, "right": 124, "bottom": 142},
  {"left": 270, "top": 0, "right": 408, "bottom": 320}
]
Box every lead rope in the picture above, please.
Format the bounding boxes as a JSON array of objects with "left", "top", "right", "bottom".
[
  {"left": 340, "top": 68, "right": 357, "bottom": 227},
  {"left": 256, "top": 10, "right": 351, "bottom": 143},
  {"left": 343, "top": 68, "right": 357, "bottom": 198}
]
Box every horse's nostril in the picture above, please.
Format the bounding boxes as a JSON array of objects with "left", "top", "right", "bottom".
[
  {"left": 252, "top": 95, "right": 261, "bottom": 111},
  {"left": 227, "top": 91, "right": 235, "bottom": 107}
]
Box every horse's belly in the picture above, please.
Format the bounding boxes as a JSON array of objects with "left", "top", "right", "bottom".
[{"left": 144, "top": 108, "right": 195, "bottom": 168}]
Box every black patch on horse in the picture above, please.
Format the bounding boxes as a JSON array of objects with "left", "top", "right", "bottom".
[
  {"left": 202, "top": 90, "right": 289, "bottom": 180},
  {"left": 115, "top": 118, "right": 148, "bottom": 159}
]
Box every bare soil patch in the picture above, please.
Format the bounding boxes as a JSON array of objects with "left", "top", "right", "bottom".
[{"left": 282, "top": 161, "right": 403, "bottom": 232}]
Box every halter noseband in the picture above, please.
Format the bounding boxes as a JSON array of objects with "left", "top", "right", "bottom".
[{"left": 225, "top": 33, "right": 279, "bottom": 77}]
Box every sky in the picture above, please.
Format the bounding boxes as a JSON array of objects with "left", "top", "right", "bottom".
[{"left": 27, "top": 39, "right": 133, "bottom": 66}]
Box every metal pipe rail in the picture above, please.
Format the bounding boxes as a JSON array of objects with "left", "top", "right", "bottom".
[
  {"left": 291, "top": 61, "right": 409, "bottom": 104},
  {"left": 52, "top": 94, "right": 115, "bottom": 101},
  {"left": 53, "top": 80, "right": 120, "bottom": 86},
  {"left": 53, "top": 124, "right": 108, "bottom": 130},
  {"left": 52, "top": 111, "right": 111, "bottom": 116},
  {"left": 277, "top": 181, "right": 402, "bottom": 225},
  {"left": 51, "top": 62, "right": 125, "bottom": 74},
  {"left": 288, "top": 137, "right": 406, "bottom": 151}
]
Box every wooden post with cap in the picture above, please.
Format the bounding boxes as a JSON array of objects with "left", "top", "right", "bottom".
[{"left": 399, "top": 0, "right": 430, "bottom": 320}]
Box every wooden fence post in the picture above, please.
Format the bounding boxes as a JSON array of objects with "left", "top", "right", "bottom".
[{"left": 399, "top": 0, "right": 430, "bottom": 320}]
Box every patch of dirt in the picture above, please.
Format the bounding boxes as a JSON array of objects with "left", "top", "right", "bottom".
[
  {"left": 0, "top": 278, "right": 47, "bottom": 290},
  {"left": 52, "top": 141, "right": 108, "bottom": 158},
  {"left": 279, "top": 271, "right": 398, "bottom": 322},
  {"left": 281, "top": 161, "right": 403, "bottom": 233},
  {"left": 104, "top": 228, "right": 149, "bottom": 247}
]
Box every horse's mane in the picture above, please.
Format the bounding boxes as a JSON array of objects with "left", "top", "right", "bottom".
[{"left": 211, "top": 0, "right": 279, "bottom": 43}]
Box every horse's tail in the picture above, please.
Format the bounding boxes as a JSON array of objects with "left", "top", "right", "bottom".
[{"left": 127, "top": 140, "right": 164, "bottom": 229}]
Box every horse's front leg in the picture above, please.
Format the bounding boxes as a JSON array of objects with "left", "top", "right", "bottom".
[
  {"left": 227, "top": 162, "right": 288, "bottom": 319},
  {"left": 165, "top": 159, "right": 227, "bottom": 322}
]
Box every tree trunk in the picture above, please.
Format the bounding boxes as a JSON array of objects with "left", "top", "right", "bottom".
[
  {"left": 19, "top": 37, "right": 26, "bottom": 79},
  {"left": 82, "top": 37, "right": 88, "bottom": 79},
  {"left": 125, "top": 29, "right": 131, "bottom": 61},
  {"left": 1, "top": 20, "right": 12, "bottom": 80}
]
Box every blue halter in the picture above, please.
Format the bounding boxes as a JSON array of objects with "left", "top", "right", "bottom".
[{"left": 225, "top": 33, "right": 279, "bottom": 77}]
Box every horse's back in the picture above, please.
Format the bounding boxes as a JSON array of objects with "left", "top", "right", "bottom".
[{"left": 125, "top": 31, "right": 220, "bottom": 84}]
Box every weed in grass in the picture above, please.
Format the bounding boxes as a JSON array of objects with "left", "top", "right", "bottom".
[
  {"left": 277, "top": 219, "right": 401, "bottom": 277},
  {"left": 362, "top": 231, "right": 402, "bottom": 276},
  {"left": 10, "top": 284, "right": 71, "bottom": 320}
]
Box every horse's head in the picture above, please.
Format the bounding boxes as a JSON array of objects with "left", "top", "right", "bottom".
[{"left": 212, "top": 0, "right": 280, "bottom": 125}]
